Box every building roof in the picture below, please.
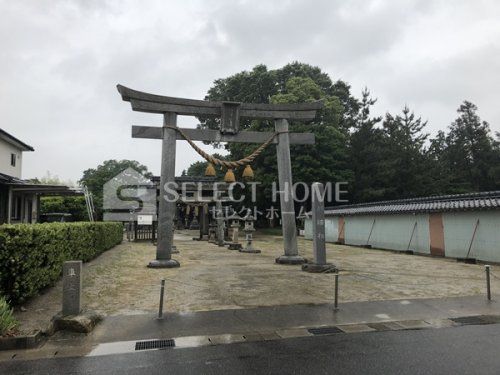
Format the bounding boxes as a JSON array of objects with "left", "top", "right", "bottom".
[
  {"left": 0, "top": 172, "right": 26, "bottom": 185},
  {"left": 324, "top": 191, "right": 500, "bottom": 216},
  {"left": 0, "top": 128, "right": 34, "bottom": 151},
  {"left": 0, "top": 172, "right": 82, "bottom": 195}
]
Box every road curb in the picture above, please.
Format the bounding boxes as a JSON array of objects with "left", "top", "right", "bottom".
[{"left": 0, "top": 331, "right": 45, "bottom": 351}]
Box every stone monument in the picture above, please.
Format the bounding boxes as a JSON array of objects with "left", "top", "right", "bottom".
[
  {"left": 302, "top": 183, "right": 337, "bottom": 273},
  {"left": 62, "top": 261, "right": 82, "bottom": 316}
]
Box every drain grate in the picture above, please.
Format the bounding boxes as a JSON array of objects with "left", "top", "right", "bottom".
[
  {"left": 135, "top": 339, "right": 176, "bottom": 351},
  {"left": 450, "top": 316, "right": 490, "bottom": 325},
  {"left": 308, "top": 326, "right": 343, "bottom": 335}
]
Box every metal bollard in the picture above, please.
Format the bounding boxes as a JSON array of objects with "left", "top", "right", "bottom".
[
  {"left": 334, "top": 273, "right": 339, "bottom": 311},
  {"left": 158, "top": 279, "right": 165, "bottom": 319},
  {"left": 485, "top": 265, "right": 491, "bottom": 301}
]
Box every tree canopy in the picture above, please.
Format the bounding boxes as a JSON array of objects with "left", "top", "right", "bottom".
[
  {"left": 186, "top": 62, "right": 500, "bottom": 214},
  {"left": 79, "top": 159, "right": 152, "bottom": 220}
]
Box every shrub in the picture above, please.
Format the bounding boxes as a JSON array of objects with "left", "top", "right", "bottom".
[
  {"left": 0, "top": 222, "right": 123, "bottom": 304},
  {"left": 0, "top": 295, "right": 18, "bottom": 336},
  {"left": 40, "top": 196, "right": 88, "bottom": 221}
]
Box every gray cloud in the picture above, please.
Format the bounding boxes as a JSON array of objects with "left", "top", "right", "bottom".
[{"left": 1, "top": 0, "right": 499, "bottom": 182}]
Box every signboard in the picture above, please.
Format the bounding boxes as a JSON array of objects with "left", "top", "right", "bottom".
[{"left": 138, "top": 214, "right": 153, "bottom": 225}]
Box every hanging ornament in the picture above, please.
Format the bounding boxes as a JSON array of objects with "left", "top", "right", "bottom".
[
  {"left": 242, "top": 164, "right": 254, "bottom": 180},
  {"left": 224, "top": 168, "right": 236, "bottom": 183},
  {"left": 205, "top": 162, "right": 216, "bottom": 177}
]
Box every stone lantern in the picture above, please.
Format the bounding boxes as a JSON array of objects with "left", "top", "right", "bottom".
[
  {"left": 208, "top": 207, "right": 217, "bottom": 243},
  {"left": 239, "top": 209, "right": 261, "bottom": 254},
  {"left": 189, "top": 205, "right": 200, "bottom": 230},
  {"left": 227, "top": 213, "right": 242, "bottom": 250},
  {"left": 215, "top": 201, "right": 225, "bottom": 247}
]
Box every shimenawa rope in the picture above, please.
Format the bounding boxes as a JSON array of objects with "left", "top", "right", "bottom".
[{"left": 166, "top": 125, "right": 286, "bottom": 169}]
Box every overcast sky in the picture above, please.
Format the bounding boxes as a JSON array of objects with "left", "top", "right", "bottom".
[{"left": 1, "top": 0, "right": 499, "bottom": 183}]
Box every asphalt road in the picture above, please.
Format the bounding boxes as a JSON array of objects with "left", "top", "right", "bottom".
[{"left": 2, "top": 324, "right": 500, "bottom": 374}]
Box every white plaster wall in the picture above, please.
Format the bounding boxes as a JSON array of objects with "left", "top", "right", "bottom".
[
  {"left": 306, "top": 211, "right": 500, "bottom": 262},
  {"left": 361, "top": 214, "right": 430, "bottom": 254},
  {"left": 344, "top": 216, "right": 374, "bottom": 246},
  {"left": 0, "top": 138, "right": 22, "bottom": 178},
  {"left": 306, "top": 213, "right": 430, "bottom": 254},
  {"left": 443, "top": 211, "right": 500, "bottom": 262},
  {"left": 325, "top": 217, "right": 339, "bottom": 242}
]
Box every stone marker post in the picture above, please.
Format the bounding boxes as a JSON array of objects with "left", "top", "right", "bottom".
[
  {"left": 302, "top": 183, "right": 337, "bottom": 273},
  {"left": 313, "top": 182, "right": 326, "bottom": 264},
  {"left": 62, "top": 261, "right": 82, "bottom": 316}
]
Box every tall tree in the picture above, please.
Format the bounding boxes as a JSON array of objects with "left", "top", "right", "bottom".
[
  {"left": 440, "top": 101, "right": 500, "bottom": 192},
  {"left": 382, "top": 106, "right": 431, "bottom": 198},
  {"left": 349, "top": 88, "right": 388, "bottom": 202},
  {"left": 198, "top": 62, "right": 356, "bottom": 214},
  {"left": 425, "top": 130, "right": 451, "bottom": 194},
  {"left": 186, "top": 64, "right": 500, "bottom": 217},
  {"left": 79, "top": 159, "right": 152, "bottom": 220}
]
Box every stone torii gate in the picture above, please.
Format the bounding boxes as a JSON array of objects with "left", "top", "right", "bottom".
[{"left": 117, "top": 84, "right": 322, "bottom": 268}]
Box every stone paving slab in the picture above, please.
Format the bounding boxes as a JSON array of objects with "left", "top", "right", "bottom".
[
  {"left": 208, "top": 334, "right": 246, "bottom": 345},
  {"left": 276, "top": 328, "right": 312, "bottom": 338},
  {"left": 338, "top": 324, "right": 376, "bottom": 333},
  {"left": 423, "top": 318, "right": 455, "bottom": 328},
  {"left": 367, "top": 322, "right": 405, "bottom": 331},
  {"left": 395, "top": 320, "right": 432, "bottom": 329}
]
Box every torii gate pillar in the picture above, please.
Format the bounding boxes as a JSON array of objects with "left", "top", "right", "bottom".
[
  {"left": 274, "top": 119, "right": 305, "bottom": 264},
  {"left": 148, "top": 112, "right": 180, "bottom": 268}
]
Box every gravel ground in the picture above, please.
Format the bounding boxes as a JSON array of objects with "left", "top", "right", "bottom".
[{"left": 13, "top": 230, "right": 498, "bottom": 334}]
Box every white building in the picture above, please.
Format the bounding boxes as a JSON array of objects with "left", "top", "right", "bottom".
[
  {"left": 0, "top": 128, "right": 80, "bottom": 224},
  {"left": 0, "top": 128, "right": 34, "bottom": 178}
]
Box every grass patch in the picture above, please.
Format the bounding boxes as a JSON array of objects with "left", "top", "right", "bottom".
[{"left": 0, "top": 296, "right": 18, "bottom": 336}]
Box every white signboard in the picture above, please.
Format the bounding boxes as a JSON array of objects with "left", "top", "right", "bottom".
[{"left": 137, "top": 215, "right": 153, "bottom": 225}]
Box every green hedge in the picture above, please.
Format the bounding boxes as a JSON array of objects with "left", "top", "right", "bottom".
[{"left": 0, "top": 222, "right": 123, "bottom": 304}]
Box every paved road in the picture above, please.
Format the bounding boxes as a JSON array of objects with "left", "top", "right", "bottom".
[{"left": 2, "top": 324, "right": 500, "bottom": 374}]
